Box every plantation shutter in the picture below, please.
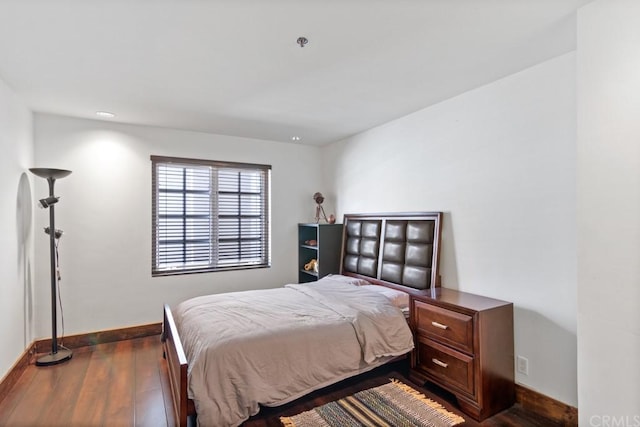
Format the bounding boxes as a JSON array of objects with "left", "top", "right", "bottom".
[{"left": 151, "top": 155, "right": 271, "bottom": 276}]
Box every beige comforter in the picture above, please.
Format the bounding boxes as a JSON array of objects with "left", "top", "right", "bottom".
[{"left": 173, "top": 278, "right": 414, "bottom": 427}]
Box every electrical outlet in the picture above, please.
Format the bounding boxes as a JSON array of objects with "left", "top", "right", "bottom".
[{"left": 517, "top": 355, "right": 529, "bottom": 375}]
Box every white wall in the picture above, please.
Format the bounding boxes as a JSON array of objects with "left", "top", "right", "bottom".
[
  {"left": 32, "top": 114, "right": 322, "bottom": 337},
  {"left": 0, "top": 77, "right": 34, "bottom": 380},
  {"left": 577, "top": 1, "right": 640, "bottom": 423},
  {"left": 322, "top": 53, "right": 577, "bottom": 406}
]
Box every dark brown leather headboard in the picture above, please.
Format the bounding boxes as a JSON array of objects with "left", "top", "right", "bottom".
[{"left": 340, "top": 212, "right": 442, "bottom": 293}]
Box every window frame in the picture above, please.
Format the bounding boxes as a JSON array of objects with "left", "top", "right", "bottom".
[{"left": 151, "top": 155, "right": 271, "bottom": 277}]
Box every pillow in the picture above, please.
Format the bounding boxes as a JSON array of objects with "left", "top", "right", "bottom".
[
  {"left": 321, "top": 274, "right": 371, "bottom": 287},
  {"left": 360, "top": 285, "right": 410, "bottom": 311}
]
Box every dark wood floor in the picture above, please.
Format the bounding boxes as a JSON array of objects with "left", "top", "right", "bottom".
[{"left": 0, "top": 335, "right": 560, "bottom": 426}]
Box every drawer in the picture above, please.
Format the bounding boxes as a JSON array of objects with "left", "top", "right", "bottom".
[
  {"left": 416, "top": 337, "right": 475, "bottom": 396},
  {"left": 414, "top": 300, "right": 473, "bottom": 354}
]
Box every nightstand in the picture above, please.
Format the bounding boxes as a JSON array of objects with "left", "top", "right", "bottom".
[{"left": 409, "top": 288, "right": 515, "bottom": 420}]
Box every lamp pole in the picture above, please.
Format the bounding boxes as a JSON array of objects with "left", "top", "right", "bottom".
[{"left": 29, "top": 168, "right": 73, "bottom": 366}]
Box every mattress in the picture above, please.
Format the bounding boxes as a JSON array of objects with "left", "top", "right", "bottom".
[{"left": 173, "top": 277, "right": 414, "bottom": 427}]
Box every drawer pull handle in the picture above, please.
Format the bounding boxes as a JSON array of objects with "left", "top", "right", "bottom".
[
  {"left": 431, "top": 321, "right": 448, "bottom": 330},
  {"left": 432, "top": 358, "right": 448, "bottom": 368}
]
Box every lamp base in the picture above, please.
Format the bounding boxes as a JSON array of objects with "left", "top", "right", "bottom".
[{"left": 35, "top": 348, "right": 73, "bottom": 366}]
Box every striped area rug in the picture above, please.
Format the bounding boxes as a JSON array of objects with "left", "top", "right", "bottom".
[{"left": 280, "top": 379, "right": 465, "bottom": 427}]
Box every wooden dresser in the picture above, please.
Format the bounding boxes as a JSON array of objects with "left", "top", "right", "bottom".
[{"left": 409, "top": 288, "right": 515, "bottom": 420}]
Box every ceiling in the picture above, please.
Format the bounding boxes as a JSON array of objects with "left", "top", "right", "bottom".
[{"left": 0, "top": 0, "right": 589, "bottom": 146}]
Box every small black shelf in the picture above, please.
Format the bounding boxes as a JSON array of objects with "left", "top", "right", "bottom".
[
  {"left": 298, "top": 223, "right": 343, "bottom": 283},
  {"left": 299, "top": 269, "right": 318, "bottom": 277}
]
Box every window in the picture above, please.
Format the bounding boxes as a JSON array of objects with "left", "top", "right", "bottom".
[{"left": 151, "top": 155, "right": 271, "bottom": 276}]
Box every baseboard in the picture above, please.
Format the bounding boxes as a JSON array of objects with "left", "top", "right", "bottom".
[
  {"left": 34, "top": 322, "right": 162, "bottom": 353},
  {"left": 0, "top": 343, "right": 36, "bottom": 407},
  {"left": 516, "top": 383, "right": 578, "bottom": 426},
  {"left": 0, "top": 322, "right": 161, "bottom": 406}
]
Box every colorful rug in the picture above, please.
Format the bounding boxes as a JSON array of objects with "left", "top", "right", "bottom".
[{"left": 280, "top": 379, "right": 465, "bottom": 427}]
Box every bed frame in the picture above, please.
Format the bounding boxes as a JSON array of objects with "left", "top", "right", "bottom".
[{"left": 161, "top": 211, "right": 442, "bottom": 427}]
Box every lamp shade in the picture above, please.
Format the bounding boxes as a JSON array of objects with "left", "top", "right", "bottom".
[{"left": 29, "top": 168, "right": 72, "bottom": 180}]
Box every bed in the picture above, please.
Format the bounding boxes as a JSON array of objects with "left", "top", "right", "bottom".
[{"left": 162, "top": 211, "right": 442, "bottom": 427}]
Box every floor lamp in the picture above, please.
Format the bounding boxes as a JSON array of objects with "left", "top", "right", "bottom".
[{"left": 29, "top": 168, "right": 73, "bottom": 366}]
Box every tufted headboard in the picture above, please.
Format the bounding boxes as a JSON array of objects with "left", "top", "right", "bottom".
[{"left": 340, "top": 212, "right": 442, "bottom": 294}]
